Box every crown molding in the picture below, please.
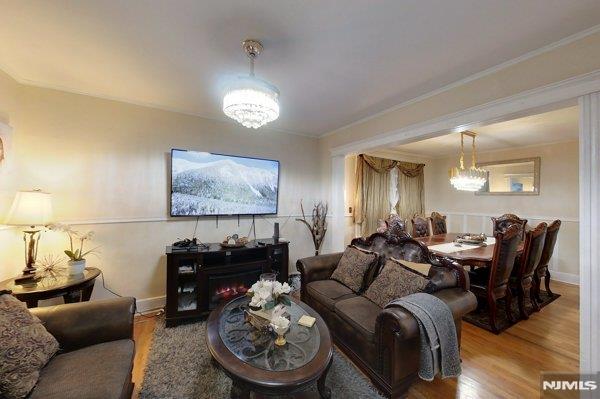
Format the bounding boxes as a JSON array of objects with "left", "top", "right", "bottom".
[
  {"left": 321, "top": 24, "right": 600, "bottom": 138},
  {"left": 330, "top": 69, "right": 600, "bottom": 156}
]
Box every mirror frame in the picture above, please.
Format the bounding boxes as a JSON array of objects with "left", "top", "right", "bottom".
[{"left": 475, "top": 157, "right": 541, "bottom": 196}]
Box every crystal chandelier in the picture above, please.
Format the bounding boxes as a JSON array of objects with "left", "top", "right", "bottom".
[
  {"left": 223, "top": 40, "right": 280, "bottom": 129},
  {"left": 449, "top": 131, "right": 487, "bottom": 191}
]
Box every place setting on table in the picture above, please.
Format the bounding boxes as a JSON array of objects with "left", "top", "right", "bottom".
[{"left": 416, "top": 232, "right": 506, "bottom": 268}]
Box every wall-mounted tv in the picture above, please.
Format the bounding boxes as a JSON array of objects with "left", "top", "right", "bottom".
[{"left": 170, "top": 149, "right": 280, "bottom": 216}]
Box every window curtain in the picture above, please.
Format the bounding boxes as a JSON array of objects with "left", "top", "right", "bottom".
[
  {"left": 396, "top": 161, "right": 425, "bottom": 222},
  {"left": 354, "top": 155, "right": 396, "bottom": 236},
  {"left": 354, "top": 155, "right": 425, "bottom": 237}
]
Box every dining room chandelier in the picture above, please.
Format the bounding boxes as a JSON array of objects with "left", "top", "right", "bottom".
[
  {"left": 223, "top": 39, "right": 280, "bottom": 129},
  {"left": 449, "top": 131, "right": 487, "bottom": 192}
]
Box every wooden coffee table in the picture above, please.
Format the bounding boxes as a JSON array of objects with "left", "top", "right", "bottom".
[{"left": 206, "top": 295, "right": 333, "bottom": 398}]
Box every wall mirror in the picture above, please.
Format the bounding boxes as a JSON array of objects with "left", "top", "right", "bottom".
[{"left": 476, "top": 157, "right": 540, "bottom": 195}]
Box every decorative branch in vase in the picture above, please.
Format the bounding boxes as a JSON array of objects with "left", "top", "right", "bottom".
[
  {"left": 49, "top": 223, "right": 99, "bottom": 275},
  {"left": 296, "top": 200, "right": 328, "bottom": 256}
]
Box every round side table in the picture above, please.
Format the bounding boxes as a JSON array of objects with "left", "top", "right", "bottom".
[{"left": 0, "top": 267, "right": 101, "bottom": 308}]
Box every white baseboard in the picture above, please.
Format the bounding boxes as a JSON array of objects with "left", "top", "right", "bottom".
[
  {"left": 550, "top": 270, "right": 579, "bottom": 285},
  {"left": 136, "top": 295, "right": 166, "bottom": 313}
]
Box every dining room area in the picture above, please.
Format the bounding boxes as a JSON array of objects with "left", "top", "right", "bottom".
[{"left": 340, "top": 104, "right": 580, "bottom": 395}]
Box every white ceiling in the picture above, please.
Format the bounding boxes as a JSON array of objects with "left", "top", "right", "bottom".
[
  {"left": 0, "top": 2, "right": 598, "bottom": 136},
  {"left": 389, "top": 106, "right": 579, "bottom": 157}
]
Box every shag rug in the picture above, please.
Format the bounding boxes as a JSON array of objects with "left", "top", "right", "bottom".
[
  {"left": 139, "top": 317, "right": 385, "bottom": 399},
  {"left": 463, "top": 290, "right": 560, "bottom": 333}
]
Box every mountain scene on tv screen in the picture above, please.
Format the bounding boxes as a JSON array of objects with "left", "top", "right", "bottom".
[{"left": 171, "top": 153, "right": 278, "bottom": 215}]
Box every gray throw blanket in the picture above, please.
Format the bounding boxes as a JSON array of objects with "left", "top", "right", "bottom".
[{"left": 387, "top": 292, "right": 461, "bottom": 381}]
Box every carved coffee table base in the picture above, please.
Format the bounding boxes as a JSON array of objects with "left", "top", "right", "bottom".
[
  {"left": 207, "top": 296, "right": 334, "bottom": 399},
  {"left": 228, "top": 360, "right": 333, "bottom": 399}
]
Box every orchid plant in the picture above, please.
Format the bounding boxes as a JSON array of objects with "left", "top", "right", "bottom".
[
  {"left": 49, "top": 223, "right": 98, "bottom": 262},
  {"left": 247, "top": 280, "right": 292, "bottom": 310}
]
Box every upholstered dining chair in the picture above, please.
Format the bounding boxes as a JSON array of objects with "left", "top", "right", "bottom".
[
  {"left": 533, "top": 219, "right": 561, "bottom": 304},
  {"left": 492, "top": 213, "right": 528, "bottom": 240},
  {"left": 430, "top": 212, "right": 447, "bottom": 235},
  {"left": 468, "top": 224, "right": 522, "bottom": 333},
  {"left": 411, "top": 214, "right": 431, "bottom": 238},
  {"left": 510, "top": 222, "right": 547, "bottom": 319},
  {"left": 385, "top": 214, "right": 408, "bottom": 237}
]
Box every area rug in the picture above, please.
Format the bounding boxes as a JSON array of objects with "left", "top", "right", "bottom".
[
  {"left": 463, "top": 290, "right": 560, "bottom": 333},
  {"left": 139, "top": 317, "right": 385, "bottom": 399}
]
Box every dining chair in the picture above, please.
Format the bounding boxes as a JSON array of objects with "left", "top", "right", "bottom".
[
  {"left": 510, "top": 222, "right": 547, "bottom": 319},
  {"left": 386, "top": 214, "right": 408, "bottom": 237},
  {"left": 430, "top": 212, "right": 447, "bottom": 235},
  {"left": 533, "top": 219, "right": 561, "bottom": 304},
  {"left": 411, "top": 214, "right": 431, "bottom": 238},
  {"left": 492, "top": 213, "right": 528, "bottom": 240},
  {"left": 468, "top": 224, "right": 522, "bottom": 333}
]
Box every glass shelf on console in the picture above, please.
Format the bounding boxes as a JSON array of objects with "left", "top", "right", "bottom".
[{"left": 176, "top": 260, "right": 199, "bottom": 311}]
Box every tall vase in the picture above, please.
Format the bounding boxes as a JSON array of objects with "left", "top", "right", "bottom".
[{"left": 68, "top": 259, "right": 86, "bottom": 275}]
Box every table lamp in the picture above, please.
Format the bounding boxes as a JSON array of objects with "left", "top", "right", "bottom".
[{"left": 4, "top": 189, "right": 53, "bottom": 281}]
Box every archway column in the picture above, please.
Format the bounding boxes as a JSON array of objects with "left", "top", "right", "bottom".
[{"left": 579, "top": 91, "right": 600, "bottom": 375}]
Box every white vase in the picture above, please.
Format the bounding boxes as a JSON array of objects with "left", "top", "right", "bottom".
[{"left": 68, "top": 259, "right": 86, "bottom": 275}]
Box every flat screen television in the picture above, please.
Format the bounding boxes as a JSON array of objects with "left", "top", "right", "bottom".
[{"left": 170, "top": 149, "right": 280, "bottom": 216}]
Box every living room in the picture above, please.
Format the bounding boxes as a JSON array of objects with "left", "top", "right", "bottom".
[{"left": 1, "top": 2, "right": 600, "bottom": 399}]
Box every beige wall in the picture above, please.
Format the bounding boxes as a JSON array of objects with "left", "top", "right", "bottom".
[
  {"left": 0, "top": 74, "right": 322, "bottom": 308},
  {"left": 428, "top": 141, "right": 578, "bottom": 219}
]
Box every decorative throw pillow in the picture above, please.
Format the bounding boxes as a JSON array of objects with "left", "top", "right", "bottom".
[
  {"left": 363, "top": 258, "right": 429, "bottom": 307},
  {"left": 0, "top": 293, "right": 59, "bottom": 399},
  {"left": 330, "top": 246, "right": 378, "bottom": 292}
]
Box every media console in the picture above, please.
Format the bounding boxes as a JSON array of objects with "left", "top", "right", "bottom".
[{"left": 165, "top": 239, "right": 289, "bottom": 327}]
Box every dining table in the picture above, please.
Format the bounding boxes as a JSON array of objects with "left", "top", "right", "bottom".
[{"left": 415, "top": 233, "right": 523, "bottom": 268}]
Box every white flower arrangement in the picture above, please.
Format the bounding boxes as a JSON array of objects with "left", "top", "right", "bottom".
[
  {"left": 48, "top": 223, "right": 98, "bottom": 261},
  {"left": 269, "top": 305, "right": 291, "bottom": 329},
  {"left": 247, "top": 280, "right": 292, "bottom": 310}
]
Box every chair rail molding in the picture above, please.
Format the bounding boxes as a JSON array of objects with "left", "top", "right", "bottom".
[{"left": 579, "top": 92, "right": 600, "bottom": 378}]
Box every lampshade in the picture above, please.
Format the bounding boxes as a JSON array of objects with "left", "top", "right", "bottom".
[{"left": 4, "top": 190, "right": 53, "bottom": 227}]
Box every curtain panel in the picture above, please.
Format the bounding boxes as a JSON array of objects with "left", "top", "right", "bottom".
[{"left": 354, "top": 154, "right": 425, "bottom": 236}]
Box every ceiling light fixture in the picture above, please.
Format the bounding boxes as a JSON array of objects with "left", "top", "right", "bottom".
[
  {"left": 449, "top": 131, "right": 487, "bottom": 191},
  {"left": 223, "top": 39, "right": 280, "bottom": 129}
]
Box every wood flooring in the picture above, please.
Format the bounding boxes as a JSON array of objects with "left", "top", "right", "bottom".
[{"left": 131, "top": 281, "right": 579, "bottom": 398}]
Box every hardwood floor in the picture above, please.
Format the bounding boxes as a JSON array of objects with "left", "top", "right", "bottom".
[{"left": 131, "top": 281, "right": 578, "bottom": 398}]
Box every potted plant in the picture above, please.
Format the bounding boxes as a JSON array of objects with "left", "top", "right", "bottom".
[{"left": 49, "top": 224, "right": 98, "bottom": 275}]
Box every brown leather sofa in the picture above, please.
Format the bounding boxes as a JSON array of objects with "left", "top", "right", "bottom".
[
  {"left": 28, "top": 297, "right": 136, "bottom": 399},
  {"left": 297, "top": 233, "right": 477, "bottom": 399}
]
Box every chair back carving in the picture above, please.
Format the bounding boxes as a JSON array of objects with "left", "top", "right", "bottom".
[
  {"left": 430, "top": 212, "right": 447, "bottom": 235},
  {"left": 517, "top": 222, "right": 547, "bottom": 280},
  {"left": 386, "top": 215, "right": 408, "bottom": 237},
  {"left": 538, "top": 220, "right": 561, "bottom": 268},
  {"left": 488, "top": 225, "right": 521, "bottom": 291},
  {"left": 492, "top": 213, "right": 528, "bottom": 240},
  {"left": 411, "top": 215, "right": 431, "bottom": 238}
]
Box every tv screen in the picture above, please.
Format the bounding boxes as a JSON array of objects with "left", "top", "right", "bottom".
[{"left": 170, "top": 149, "right": 280, "bottom": 216}]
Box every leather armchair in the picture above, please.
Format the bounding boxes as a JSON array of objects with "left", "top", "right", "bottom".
[
  {"left": 31, "top": 297, "right": 135, "bottom": 352},
  {"left": 28, "top": 297, "right": 136, "bottom": 399}
]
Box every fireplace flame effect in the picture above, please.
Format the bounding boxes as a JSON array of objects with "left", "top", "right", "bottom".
[{"left": 214, "top": 284, "right": 249, "bottom": 301}]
